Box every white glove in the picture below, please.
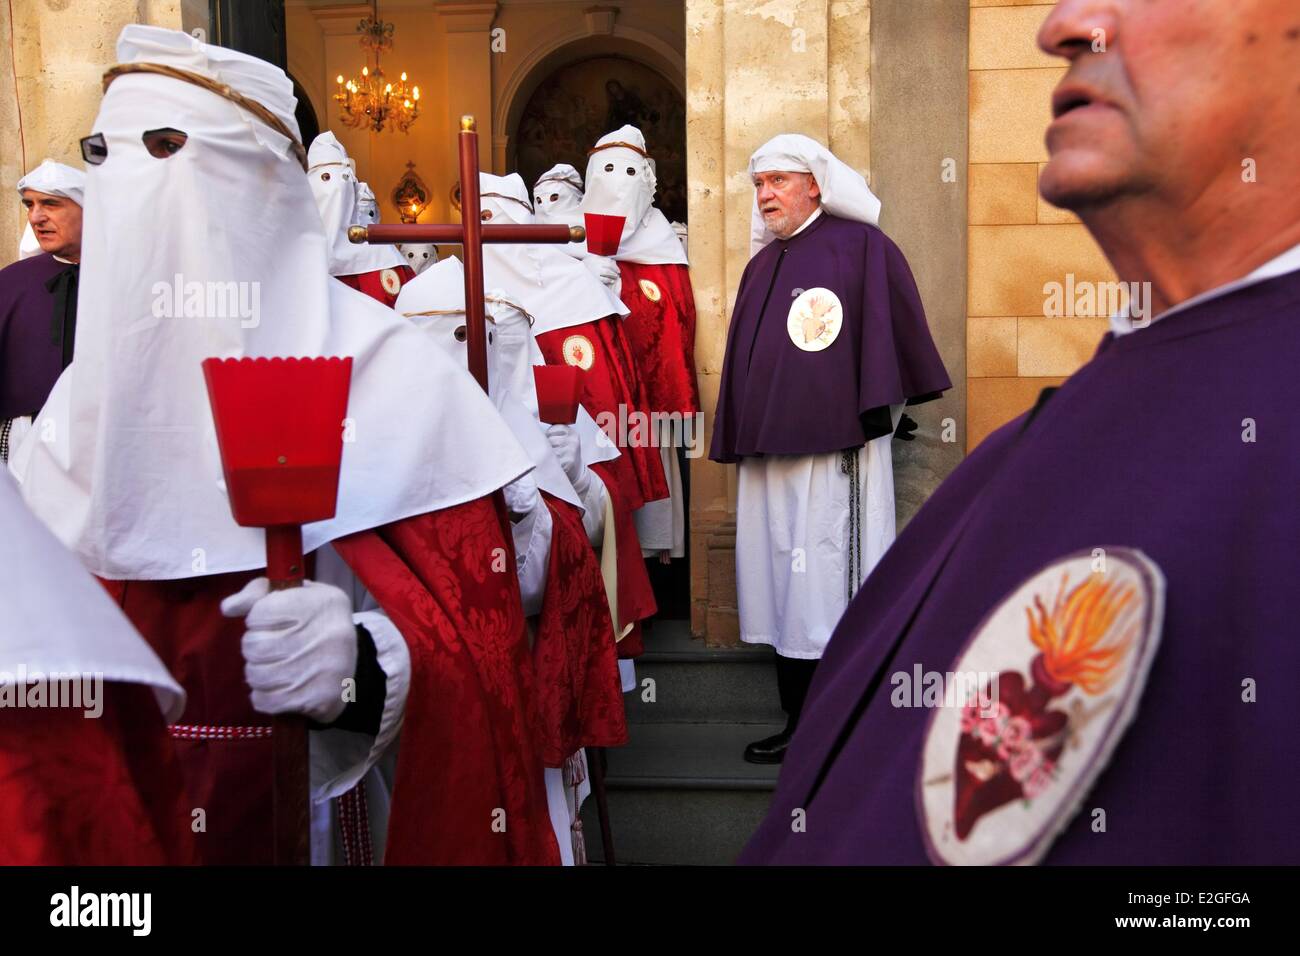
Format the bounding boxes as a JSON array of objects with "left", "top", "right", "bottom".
[
  {"left": 221, "top": 577, "right": 357, "bottom": 724},
  {"left": 582, "top": 254, "right": 621, "bottom": 290},
  {"left": 543, "top": 424, "right": 585, "bottom": 486},
  {"left": 503, "top": 473, "right": 540, "bottom": 521}
]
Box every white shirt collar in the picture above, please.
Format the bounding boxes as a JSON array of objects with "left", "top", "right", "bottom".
[{"left": 1111, "top": 241, "right": 1300, "bottom": 336}]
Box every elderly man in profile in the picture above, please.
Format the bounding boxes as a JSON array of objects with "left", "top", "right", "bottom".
[
  {"left": 740, "top": 0, "right": 1300, "bottom": 865},
  {"left": 709, "top": 135, "right": 950, "bottom": 764}
]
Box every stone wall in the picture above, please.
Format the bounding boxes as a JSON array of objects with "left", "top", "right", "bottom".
[{"left": 966, "top": 0, "right": 1114, "bottom": 448}]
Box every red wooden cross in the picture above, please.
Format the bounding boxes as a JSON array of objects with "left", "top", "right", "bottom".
[{"left": 346, "top": 115, "right": 584, "bottom": 392}]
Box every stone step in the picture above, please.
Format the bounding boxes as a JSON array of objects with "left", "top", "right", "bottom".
[
  {"left": 582, "top": 721, "right": 784, "bottom": 865},
  {"left": 630, "top": 620, "right": 785, "bottom": 725}
]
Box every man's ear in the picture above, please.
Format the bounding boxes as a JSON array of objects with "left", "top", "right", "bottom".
[{"left": 807, "top": 174, "right": 821, "bottom": 201}]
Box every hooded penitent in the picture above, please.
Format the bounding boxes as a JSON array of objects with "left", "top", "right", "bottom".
[
  {"left": 580, "top": 126, "right": 699, "bottom": 559},
  {"left": 10, "top": 24, "right": 557, "bottom": 866},
  {"left": 307, "top": 131, "right": 411, "bottom": 304},
  {"left": 532, "top": 163, "right": 587, "bottom": 259}
]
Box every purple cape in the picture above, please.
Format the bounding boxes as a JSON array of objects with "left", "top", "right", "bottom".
[
  {"left": 709, "top": 213, "right": 950, "bottom": 463},
  {"left": 739, "top": 269, "right": 1300, "bottom": 865},
  {"left": 0, "top": 253, "right": 70, "bottom": 419}
]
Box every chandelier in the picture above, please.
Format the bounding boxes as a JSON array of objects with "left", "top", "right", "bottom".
[{"left": 334, "top": 2, "right": 420, "bottom": 134}]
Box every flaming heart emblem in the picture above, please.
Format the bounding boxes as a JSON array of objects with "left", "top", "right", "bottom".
[{"left": 917, "top": 549, "right": 1164, "bottom": 866}]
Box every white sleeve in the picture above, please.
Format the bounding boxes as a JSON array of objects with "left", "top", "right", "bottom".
[
  {"left": 308, "top": 545, "right": 411, "bottom": 803},
  {"left": 579, "top": 469, "right": 607, "bottom": 546},
  {"left": 512, "top": 498, "right": 553, "bottom": 617}
]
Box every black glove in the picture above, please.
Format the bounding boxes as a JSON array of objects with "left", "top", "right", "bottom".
[{"left": 894, "top": 413, "right": 919, "bottom": 441}]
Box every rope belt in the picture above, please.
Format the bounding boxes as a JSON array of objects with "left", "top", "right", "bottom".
[
  {"left": 840, "top": 449, "right": 862, "bottom": 603},
  {"left": 168, "top": 724, "right": 272, "bottom": 741}
]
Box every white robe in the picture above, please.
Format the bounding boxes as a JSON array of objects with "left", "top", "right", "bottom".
[{"left": 735, "top": 407, "right": 901, "bottom": 659}]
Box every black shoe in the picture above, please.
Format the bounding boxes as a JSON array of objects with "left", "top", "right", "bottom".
[{"left": 743, "top": 729, "right": 793, "bottom": 764}]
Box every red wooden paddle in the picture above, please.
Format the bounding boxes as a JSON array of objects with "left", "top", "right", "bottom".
[
  {"left": 533, "top": 365, "right": 584, "bottom": 425},
  {"left": 202, "top": 355, "right": 354, "bottom": 866}
]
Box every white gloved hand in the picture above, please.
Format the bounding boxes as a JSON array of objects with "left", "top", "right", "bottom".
[
  {"left": 220, "top": 577, "right": 357, "bottom": 724},
  {"left": 503, "top": 473, "right": 540, "bottom": 520},
  {"left": 545, "top": 424, "right": 590, "bottom": 494},
  {"left": 582, "top": 254, "right": 621, "bottom": 289}
]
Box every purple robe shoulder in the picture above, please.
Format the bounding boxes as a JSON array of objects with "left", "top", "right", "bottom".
[
  {"left": 709, "top": 213, "right": 950, "bottom": 464},
  {"left": 739, "top": 269, "right": 1300, "bottom": 865},
  {"left": 0, "top": 253, "right": 66, "bottom": 419}
]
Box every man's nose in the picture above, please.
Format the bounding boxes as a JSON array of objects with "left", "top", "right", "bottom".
[
  {"left": 28, "top": 206, "right": 48, "bottom": 225},
  {"left": 757, "top": 183, "right": 776, "bottom": 204},
  {"left": 1038, "top": 0, "right": 1119, "bottom": 62}
]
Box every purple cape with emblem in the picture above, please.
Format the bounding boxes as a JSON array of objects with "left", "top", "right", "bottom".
[
  {"left": 0, "top": 253, "right": 69, "bottom": 419},
  {"left": 738, "top": 269, "right": 1300, "bottom": 865},
  {"left": 709, "top": 213, "right": 950, "bottom": 463}
]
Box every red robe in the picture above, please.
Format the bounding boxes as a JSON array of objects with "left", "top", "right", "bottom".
[
  {"left": 535, "top": 315, "right": 669, "bottom": 509},
  {"left": 617, "top": 261, "right": 701, "bottom": 416},
  {"left": 102, "top": 497, "right": 559, "bottom": 866},
  {"left": 530, "top": 493, "right": 628, "bottom": 766},
  {"left": 591, "top": 460, "right": 656, "bottom": 659},
  {"left": 0, "top": 683, "right": 198, "bottom": 865},
  {"left": 336, "top": 264, "right": 416, "bottom": 308}
]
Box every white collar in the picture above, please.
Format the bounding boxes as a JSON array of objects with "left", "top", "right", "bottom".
[
  {"left": 1111, "top": 242, "right": 1300, "bottom": 336},
  {"left": 53, "top": 255, "right": 76, "bottom": 265},
  {"left": 787, "top": 205, "right": 823, "bottom": 239}
]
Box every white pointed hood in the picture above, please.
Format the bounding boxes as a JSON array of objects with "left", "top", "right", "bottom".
[
  {"left": 308, "top": 131, "right": 405, "bottom": 275},
  {"left": 580, "top": 125, "right": 687, "bottom": 266}
]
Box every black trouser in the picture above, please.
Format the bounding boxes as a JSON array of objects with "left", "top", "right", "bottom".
[{"left": 775, "top": 654, "right": 820, "bottom": 727}]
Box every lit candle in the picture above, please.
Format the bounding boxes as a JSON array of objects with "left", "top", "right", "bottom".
[{"left": 336, "top": 74, "right": 343, "bottom": 85}]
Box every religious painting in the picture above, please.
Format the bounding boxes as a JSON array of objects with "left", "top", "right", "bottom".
[{"left": 514, "top": 56, "right": 687, "bottom": 223}]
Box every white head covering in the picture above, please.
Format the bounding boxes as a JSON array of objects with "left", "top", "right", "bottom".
[
  {"left": 354, "top": 180, "right": 379, "bottom": 225},
  {"left": 396, "top": 257, "right": 617, "bottom": 507},
  {"left": 580, "top": 126, "right": 687, "bottom": 266},
  {"left": 748, "top": 133, "right": 882, "bottom": 257},
  {"left": 0, "top": 472, "right": 185, "bottom": 721},
  {"left": 16, "top": 159, "right": 86, "bottom": 207},
  {"left": 9, "top": 24, "right": 531, "bottom": 581},
  {"left": 18, "top": 223, "right": 40, "bottom": 260},
  {"left": 16, "top": 160, "right": 86, "bottom": 260},
  {"left": 396, "top": 241, "right": 438, "bottom": 275},
  {"left": 532, "top": 163, "right": 587, "bottom": 259},
  {"left": 532, "top": 163, "right": 584, "bottom": 224},
  {"left": 477, "top": 172, "right": 628, "bottom": 336},
  {"left": 307, "top": 131, "right": 404, "bottom": 276}
]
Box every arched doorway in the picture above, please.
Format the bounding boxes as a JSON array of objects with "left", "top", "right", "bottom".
[{"left": 511, "top": 55, "right": 687, "bottom": 223}]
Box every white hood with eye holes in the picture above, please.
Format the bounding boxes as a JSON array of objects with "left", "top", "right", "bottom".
[
  {"left": 532, "top": 163, "right": 587, "bottom": 259},
  {"left": 9, "top": 24, "right": 532, "bottom": 581},
  {"left": 477, "top": 172, "right": 628, "bottom": 336},
  {"left": 580, "top": 125, "right": 687, "bottom": 266},
  {"left": 396, "top": 242, "right": 438, "bottom": 275},
  {"left": 354, "top": 180, "right": 379, "bottom": 225},
  {"left": 396, "top": 256, "right": 618, "bottom": 511},
  {"left": 308, "top": 131, "right": 405, "bottom": 276}
]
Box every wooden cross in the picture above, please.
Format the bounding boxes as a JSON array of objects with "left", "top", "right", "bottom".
[{"left": 347, "top": 115, "right": 584, "bottom": 393}]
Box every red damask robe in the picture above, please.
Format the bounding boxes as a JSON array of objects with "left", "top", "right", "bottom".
[
  {"left": 531, "top": 494, "right": 628, "bottom": 765},
  {"left": 335, "top": 264, "right": 416, "bottom": 309},
  {"left": 616, "top": 262, "right": 701, "bottom": 416},
  {"left": 101, "top": 497, "right": 559, "bottom": 866},
  {"left": 0, "top": 683, "right": 198, "bottom": 865}
]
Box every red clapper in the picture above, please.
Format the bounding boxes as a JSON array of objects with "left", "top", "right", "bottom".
[
  {"left": 533, "top": 365, "right": 584, "bottom": 425},
  {"left": 583, "top": 213, "right": 625, "bottom": 257},
  {"left": 201, "top": 355, "right": 354, "bottom": 866}
]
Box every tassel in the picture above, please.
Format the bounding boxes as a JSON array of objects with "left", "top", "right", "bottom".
[{"left": 571, "top": 819, "right": 587, "bottom": 866}]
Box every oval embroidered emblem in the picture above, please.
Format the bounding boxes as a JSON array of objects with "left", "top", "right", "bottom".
[
  {"left": 787, "top": 287, "right": 843, "bottom": 351},
  {"left": 562, "top": 334, "right": 595, "bottom": 370},
  {"left": 917, "top": 548, "right": 1165, "bottom": 866},
  {"left": 380, "top": 268, "right": 402, "bottom": 295},
  {"left": 638, "top": 278, "right": 662, "bottom": 302}
]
